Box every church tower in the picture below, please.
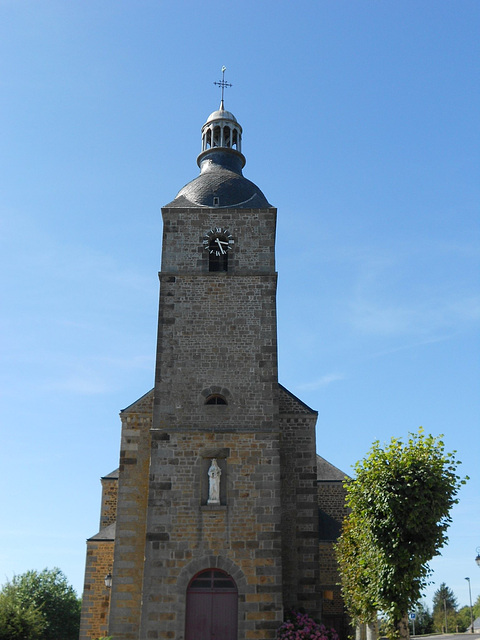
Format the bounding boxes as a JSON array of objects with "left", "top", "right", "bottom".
[{"left": 79, "top": 80, "right": 348, "bottom": 640}]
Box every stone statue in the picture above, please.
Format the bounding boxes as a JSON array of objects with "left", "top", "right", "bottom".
[{"left": 207, "top": 458, "right": 221, "bottom": 505}]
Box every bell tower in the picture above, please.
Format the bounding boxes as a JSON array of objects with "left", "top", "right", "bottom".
[
  {"left": 152, "top": 103, "right": 278, "bottom": 432},
  {"left": 102, "top": 81, "right": 322, "bottom": 640}
]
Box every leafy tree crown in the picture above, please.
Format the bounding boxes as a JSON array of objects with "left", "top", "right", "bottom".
[
  {"left": 336, "top": 429, "right": 467, "bottom": 638},
  {"left": 0, "top": 568, "right": 80, "bottom": 640}
]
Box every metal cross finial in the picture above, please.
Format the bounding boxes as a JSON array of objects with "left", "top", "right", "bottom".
[{"left": 214, "top": 66, "right": 232, "bottom": 108}]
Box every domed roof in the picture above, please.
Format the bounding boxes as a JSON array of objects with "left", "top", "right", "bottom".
[
  {"left": 206, "top": 108, "right": 238, "bottom": 124},
  {"left": 167, "top": 162, "right": 270, "bottom": 209}
]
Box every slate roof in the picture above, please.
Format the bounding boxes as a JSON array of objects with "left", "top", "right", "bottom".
[
  {"left": 165, "top": 153, "right": 271, "bottom": 209},
  {"left": 87, "top": 522, "right": 116, "bottom": 542},
  {"left": 167, "top": 168, "right": 271, "bottom": 209},
  {"left": 101, "top": 469, "right": 119, "bottom": 480},
  {"left": 316, "top": 454, "right": 348, "bottom": 481},
  {"left": 278, "top": 383, "right": 317, "bottom": 414},
  {"left": 121, "top": 388, "right": 154, "bottom": 414}
]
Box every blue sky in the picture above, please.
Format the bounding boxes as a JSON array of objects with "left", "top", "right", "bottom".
[{"left": 0, "top": 0, "right": 478, "bottom": 612}]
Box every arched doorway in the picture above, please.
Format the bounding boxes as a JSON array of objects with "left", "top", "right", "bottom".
[{"left": 185, "top": 569, "right": 238, "bottom": 640}]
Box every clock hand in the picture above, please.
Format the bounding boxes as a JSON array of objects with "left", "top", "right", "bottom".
[{"left": 216, "top": 238, "right": 226, "bottom": 254}]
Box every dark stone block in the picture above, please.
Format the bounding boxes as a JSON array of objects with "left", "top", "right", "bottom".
[
  {"left": 152, "top": 431, "right": 171, "bottom": 441},
  {"left": 256, "top": 621, "right": 280, "bottom": 630},
  {"left": 146, "top": 533, "right": 170, "bottom": 542}
]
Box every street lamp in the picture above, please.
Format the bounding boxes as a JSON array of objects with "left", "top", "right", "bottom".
[
  {"left": 104, "top": 573, "right": 113, "bottom": 589},
  {"left": 476, "top": 547, "right": 480, "bottom": 568},
  {"left": 465, "top": 577, "right": 474, "bottom": 633}
]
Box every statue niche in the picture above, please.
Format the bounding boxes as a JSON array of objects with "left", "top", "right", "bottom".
[{"left": 207, "top": 459, "right": 222, "bottom": 505}]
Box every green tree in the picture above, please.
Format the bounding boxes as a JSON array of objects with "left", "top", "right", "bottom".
[
  {"left": 410, "top": 601, "right": 433, "bottom": 635},
  {"left": 456, "top": 605, "right": 473, "bottom": 633},
  {"left": 432, "top": 583, "right": 458, "bottom": 632},
  {"left": 0, "top": 585, "right": 46, "bottom": 640},
  {"left": 432, "top": 582, "right": 458, "bottom": 613},
  {"left": 335, "top": 429, "right": 467, "bottom": 640},
  {"left": 334, "top": 515, "right": 379, "bottom": 625},
  {"left": 0, "top": 568, "right": 81, "bottom": 640},
  {"left": 473, "top": 594, "right": 480, "bottom": 620}
]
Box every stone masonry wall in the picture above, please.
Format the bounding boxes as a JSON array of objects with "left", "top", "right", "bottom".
[
  {"left": 108, "top": 394, "right": 153, "bottom": 640},
  {"left": 318, "top": 481, "right": 350, "bottom": 638},
  {"left": 318, "top": 482, "right": 348, "bottom": 527},
  {"left": 79, "top": 539, "right": 114, "bottom": 640},
  {"left": 153, "top": 206, "right": 279, "bottom": 434},
  {"left": 100, "top": 473, "right": 118, "bottom": 529},
  {"left": 153, "top": 272, "right": 278, "bottom": 430},
  {"left": 139, "top": 427, "right": 284, "bottom": 640},
  {"left": 279, "top": 414, "right": 321, "bottom": 618},
  {"left": 160, "top": 207, "right": 276, "bottom": 275}
]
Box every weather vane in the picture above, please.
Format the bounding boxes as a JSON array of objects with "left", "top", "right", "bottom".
[{"left": 214, "top": 66, "right": 232, "bottom": 107}]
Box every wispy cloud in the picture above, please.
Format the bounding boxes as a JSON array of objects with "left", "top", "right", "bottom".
[
  {"left": 297, "top": 373, "right": 345, "bottom": 391},
  {"left": 350, "top": 294, "right": 480, "bottom": 337},
  {"left": 346, "top": 243, "right": 480, "bottom": 338},
  {"left": 37, "top": 354, "right": 153, "bottom": 395},
  {"left": 41, "top": 374, "right": 112, "bottom": 395},
  {"left": 368, "top": 334, "right": 450, "bottom": 359},
  {"left": 1, "top": 208, "right": 153, "bottom": 297}
]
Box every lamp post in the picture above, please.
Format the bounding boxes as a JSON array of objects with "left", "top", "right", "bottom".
[{"left": 465, "top": 577, "right": 474, "bottom": 633}]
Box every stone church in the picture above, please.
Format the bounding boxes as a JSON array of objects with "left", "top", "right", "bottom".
[{"left": 79, "top": 92, "right": 349, "bottom": 640}]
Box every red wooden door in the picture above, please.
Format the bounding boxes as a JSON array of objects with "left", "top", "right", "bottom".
[{"left": 185, "top": 569, "right": 238, "bottom": 640}]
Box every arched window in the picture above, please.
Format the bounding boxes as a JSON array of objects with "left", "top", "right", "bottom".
[
  {"left": 205, "top": 394, "right": 227, "bottom": 405},
  {"left": 185, "top": 569, "right": 238, "bottom": 640}
]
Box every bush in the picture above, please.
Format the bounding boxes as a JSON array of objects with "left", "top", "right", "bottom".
[{"left": 277, "top": 610, "right": 339, "bottom": 640}]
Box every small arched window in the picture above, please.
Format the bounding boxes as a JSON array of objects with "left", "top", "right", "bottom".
[{"left": 205, "top": 394, "right": 227, "bottom": 405}]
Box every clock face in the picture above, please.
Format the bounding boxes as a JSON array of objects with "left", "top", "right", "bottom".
[{"left": 202, "top": 227, "right": 234, "bottom": 256}]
